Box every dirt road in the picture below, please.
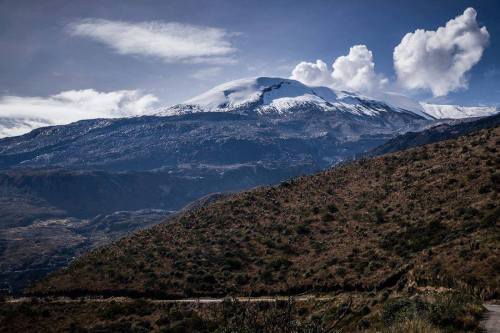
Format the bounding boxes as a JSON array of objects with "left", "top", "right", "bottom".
[{"left": 5, "top": 294, "right": 337, "bottom": 304}]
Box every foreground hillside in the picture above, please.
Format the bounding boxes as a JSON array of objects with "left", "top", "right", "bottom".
[
  {"left": 33, "top": 126, "right": 499, "bottom": 299},
  {"left": 1, "top": 126, "right": 498, "bottom": 332}
]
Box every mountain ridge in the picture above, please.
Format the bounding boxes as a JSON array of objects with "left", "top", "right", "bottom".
[
  {"left": 158, "top": 76, "right": 498, "bottom": 120},
  {"left": 1, "top": 77, "right": 497, "bottom": 139},
  {"left": 367, "top": 113, "right": 500, "bottom": 156}
]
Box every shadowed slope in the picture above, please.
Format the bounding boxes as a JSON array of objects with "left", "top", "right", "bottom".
[{"left": 32, "top": 126, "right": 499, "bottom": 299}]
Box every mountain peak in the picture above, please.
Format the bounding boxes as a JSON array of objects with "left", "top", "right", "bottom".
[
  {"left": 157, "top": 77, "right": 428, "bottom": 118},
  {"left": 157, "top": 76, "right": 499, "bottom": 121}
]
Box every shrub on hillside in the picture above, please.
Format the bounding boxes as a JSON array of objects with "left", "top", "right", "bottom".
[{"left": 381, "top": 292, "right": 484, "bottom": 332}]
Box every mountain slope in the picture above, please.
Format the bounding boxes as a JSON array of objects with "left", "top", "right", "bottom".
[
  {"left": 0, "top": 117, "right": 52, "bottom": 138},
  {"left": 0, "top": 162, "right": 312, "bottom": 293},
  {"left": 367, "top": 113, "right": 500, "bottom": 156},
  {"left": 0, "top": 111, "right": 428, "bottom": 171},
  {"left": 32, "top": 125, "right": 500, "bottom": 299}
]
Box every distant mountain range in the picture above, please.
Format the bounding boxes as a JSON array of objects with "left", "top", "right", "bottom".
[
  {"left": 1, "top": 77, "right": 498, "bottom": 139},
  {"left": 1, "top": 77, "right": 440, "bottom": 173}
]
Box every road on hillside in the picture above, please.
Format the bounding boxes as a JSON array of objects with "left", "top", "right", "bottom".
[
  {"left": 5, "top": 295, "right": 338, "bottom": 304},
  {"left": 8, "top": 297, "right": 499, "bottom": 331},
  {"left": 482, "top": 304, "right": 500, "bottom": 333}
]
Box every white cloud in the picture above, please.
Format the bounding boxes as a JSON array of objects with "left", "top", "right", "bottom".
[
  {"left": 394, "top": 7, "right": 489, "bottom": 97},
  {"left": 67, "top": 18, "right": 237, "bottom": 63},
  {"left": 331, "top": 45, "right": 387, "bottom": 93},
  {"left": 290, "top": 60, "right": 333, "bottom": 86},
  {"left": 0, "top": 89, "right": 158, "bottom": 138},
  {"left": 190, "top": 67, "right": 222, "bottom": 80},
  {"left": 290, "top": 45, "right": 386, "bottom": 94}
]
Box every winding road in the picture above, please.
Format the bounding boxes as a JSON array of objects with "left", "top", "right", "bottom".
[{"left": 5, "top": 295, "right": 337, "bottom": 304}]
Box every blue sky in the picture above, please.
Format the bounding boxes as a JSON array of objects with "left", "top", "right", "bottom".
[{"left": 0, "top": 0, "right": 499, "bottom": 110}]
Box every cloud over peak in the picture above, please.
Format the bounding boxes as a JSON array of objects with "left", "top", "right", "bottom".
[
  {"left": 290, "top": 45, "right": 386, "bottom": 94},
  {"left": 291, "top": 8, "right": 489, "bottom": 98},
  {"left": 331, "top": 45, "right": 387, "bottom": 93},
  {"left": 67, "top": 19, "right": 237, "bottom": 64},
  {"left": 290, "top": 59, "right": 332, "bottom": 87},
  {"left": 394, "top": 7, "right": 489, "bottom": 96}
]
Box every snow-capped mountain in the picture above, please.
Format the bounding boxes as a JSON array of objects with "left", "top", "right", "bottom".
[
  {"left": 0, "top": 77, "right": 438, "bottom": 172},
  {"left": 1, "top": 77, "right": 497, "bottom": 139},
  {"left": 158, "top": 77, "right": 432, "bottom": 119},
  {"left": 158, "top": 77, "right": 498, "bottom": 120},
  {"left": 420, "top": 103, "right": 499, "bottom": 119},
  {"left": 5, "top": 76, "right": 498, "bottom": 172}
]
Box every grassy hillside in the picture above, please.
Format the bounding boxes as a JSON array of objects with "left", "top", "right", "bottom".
[
  {"left": 31, "top": 126, "right": 499, "bottom": 300},
  {"left": 0, "top": 125, "right": 497, "bottom": 332}
]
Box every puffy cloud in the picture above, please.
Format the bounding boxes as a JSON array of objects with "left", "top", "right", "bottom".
[
  {"left": 67, "top": 19, "right": 237, "bottom": 64},
  {"left": 394, "top": 7, "right": 489, "bottom": 96},
  {"left": 331, "top": 45, "right": 387, "bottom": 93},
  {"left": 290, "top": 60, "right": 333, "bottom": 86},
  {"left": 290, "top": 45, "right": 386, "bottom": 94},
  {"left": 0, "top": 89, "right": 158, "bottom": 137}
]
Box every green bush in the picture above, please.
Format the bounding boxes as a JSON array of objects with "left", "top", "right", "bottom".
[
  {"left": 381, "top": 297, "right": 426, "bottom": 326},
  {"left": 295, "top": 224, "right": 310, "bottom": 235},
  {"left": 327, "top": 204, "right": 338, "bottom": 213},
  {"left": 267, "top": 257, "right": 292, "bottom": 270},
  {"left": 481, "top": 207, "right": 500, "bottom": 227},
  {"left": 224, "top": 257, "right": 242, "bottom": 270},
  {"left": 427, "top": 292, "right": 483, "bottom": 330}
]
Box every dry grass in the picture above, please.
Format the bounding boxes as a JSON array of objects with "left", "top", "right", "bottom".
[
  {"left": 384, "top": 318, "right": 441, "bottom": 333},
  {"left": 4, "top": 126, "right": 498, "bottom": 331},
  {"left": 30, "top": 127, "right": 499, "bottom": 299},
  {"left": 0, "top": 291, "right": 485, "bottom": 332}
]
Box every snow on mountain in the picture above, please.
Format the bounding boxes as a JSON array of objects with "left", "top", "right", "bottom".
[
  {"left": 1, "top": 77, "right": 497, "bottom": 139},
  {"left": 420, "top": 103, "right": 499, "bottom": 119},
  {"left": 375, "top": 91, "right": 431, "bottom": 119},
  {"left": 159, "top": 77, "right": 499, "bottom": 121},
  {"left": 158, "top": 77, "right": 428, "bottom": 118}
]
